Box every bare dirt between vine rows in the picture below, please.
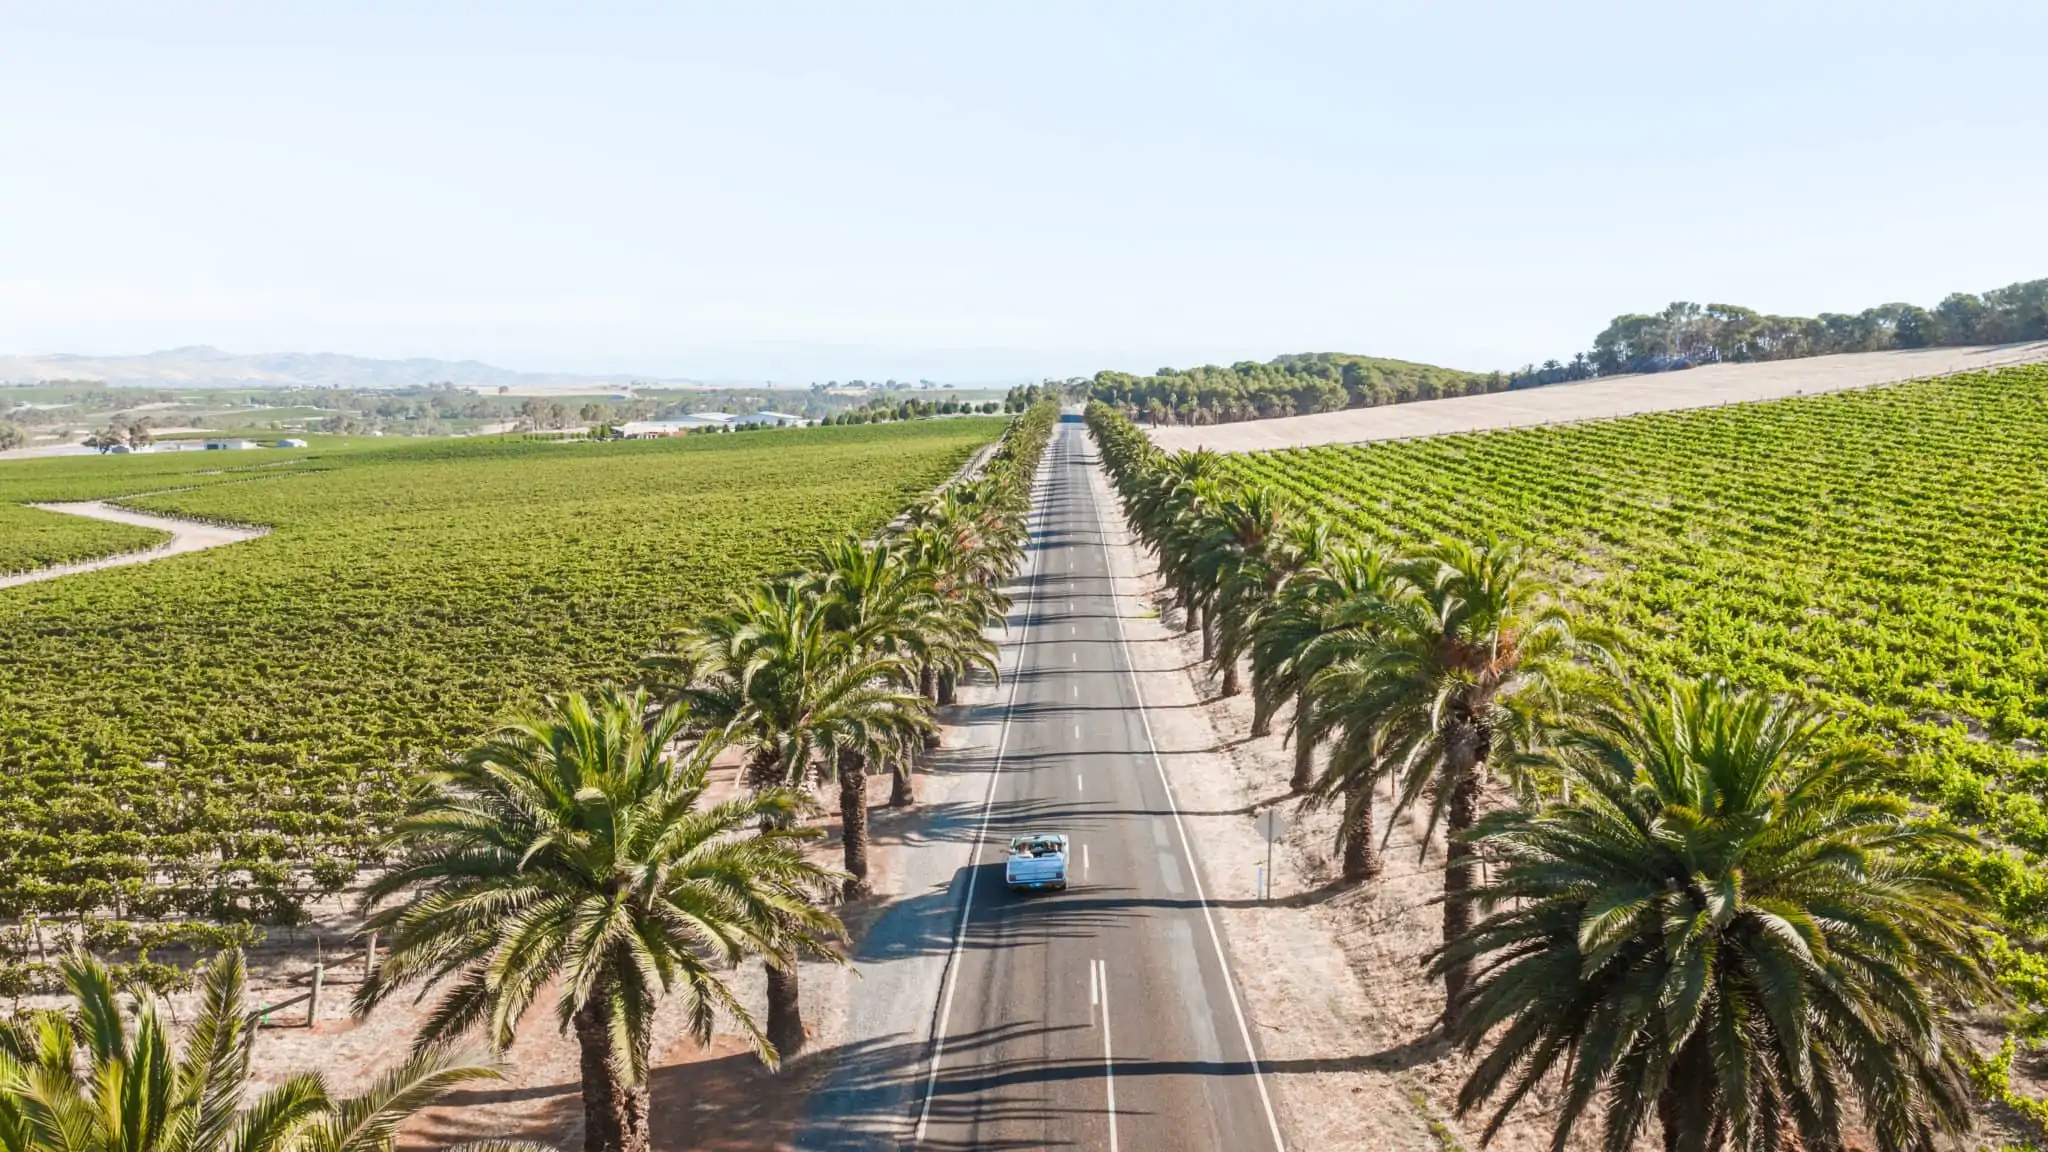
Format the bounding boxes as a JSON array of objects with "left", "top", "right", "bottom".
[
  {"left": 0, "top": 501, "right": 267, "bottom": 589},
  {"left": 1147, "top": 341, "right": 2048, "bottom": 453}
]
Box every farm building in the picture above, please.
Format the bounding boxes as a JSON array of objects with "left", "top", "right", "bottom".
[
  {"left": 203, "top": 438, "right": 257, "bottom": 450},
  {"left": 276, "top": 438, "right": 309, "bottom": 448},
  {"left": 611, "top": 411, "right": 807, "bottom": 438},
  {"left": 613, "top": 418, "right": 720, "bottom": 439},
  {"left": 731, "top": 411, "right": 806, "bottom": 427}
]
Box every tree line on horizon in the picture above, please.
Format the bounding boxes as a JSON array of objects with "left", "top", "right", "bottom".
[{"left": 1068, "top": 274, "right": 2048, "bottom": 422}]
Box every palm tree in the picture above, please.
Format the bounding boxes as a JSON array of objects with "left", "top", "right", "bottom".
[
  {"left": 1120, "top": 449, "right": 1224, "bottom": 635},
  {"left": 0, "top": 950, "right": 522, "bottom": 1152},
  {"left": 641, "top": 583, "right": 918, "bottom": 1055},
  {"left": 898, "top": 516, "right": 1007, "bottom": 718},
  {"left": 355, "top": 687, "right": 843, "bottom": 1152},
  {"left": 642, "top": 578, "right": 927, "bottom": 794},
  {"left": 1240, "top": 517, "right": 1331, "bottom": 739},
  {"left": 1289, "top": 545, "right": 1406, "bottom": 882},
  {"left": 1436, "top": 677, "right": 2000, "bottom": 1152},
  {"left": 1250, "top": 526, "right": 1352, "bottom": 793},
  {"left": 809, "top": 537, "right": 985, "bottom": 897},
  {"left": 1304, "top": 537, "right": 1600, "bottom": 1018},
  {"left": 1191, "top": 483, "right": 1295, "bottom": 701}
]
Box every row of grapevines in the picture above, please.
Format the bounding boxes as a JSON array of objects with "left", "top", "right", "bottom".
[{"left": 0, "top": 504, "right": 168, "bottom": 576}]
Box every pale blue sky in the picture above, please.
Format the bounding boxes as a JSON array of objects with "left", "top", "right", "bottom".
[{"left": 3, "top": 1, "right": 2043, "bottom": 382}]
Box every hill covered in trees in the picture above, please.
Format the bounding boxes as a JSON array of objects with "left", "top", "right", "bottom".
[
  {"left": 1515, "top": 275, "right": 2048, "bottom": 386},
  {"left": 1087, "top": 353, "right": 1502, "bottom": 425},
  {"left": 1080, "top": 276, "right": 2047, "bottom": 424}
]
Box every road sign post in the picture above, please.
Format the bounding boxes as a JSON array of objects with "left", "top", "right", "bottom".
[{"left": 1260, "top": 807, "right": 1286, "bottom": 902}]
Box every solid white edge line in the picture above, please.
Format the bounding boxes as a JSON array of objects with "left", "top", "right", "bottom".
[
  {"left": 911, "top": 444, "right": 1051, "bottom": 1146},
  {"left": 1087, "top": 436, "right": 1290, "bottom": 1152},
  {"left": 1101, "top": 959, "right": 1120, "bottom": 1152}
]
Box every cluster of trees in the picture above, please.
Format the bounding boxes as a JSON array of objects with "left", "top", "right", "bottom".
[
  {"left": 0, "top": 421, "right": 22, "bottom": 451},
  {"left": 82, "top": 418, "right": 156, "bottom": 453},
  {"left": 818, "top": 398, "right": 1001, "bottom": 424},
  {"left": 1575, "top": 277, "right": 2048, "bottom": 377},
  {"left": 1088, "top": 402, "right": 2004, "bottom": 1152},
  {"left": 1085, "top": 354, "right": 1504, "bottom": 425}
]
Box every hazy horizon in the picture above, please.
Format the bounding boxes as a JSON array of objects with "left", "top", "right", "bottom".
[{"left": 5, "top": 2, "right": 2044, "bottom": 382}]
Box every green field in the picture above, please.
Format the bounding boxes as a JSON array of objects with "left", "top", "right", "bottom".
[
  {"left": 0, "top": 505, "right": 169, "bottom": 576},
  {"left": 0, "top": 418, "right": 1006, "bottom": 925},
  {"left": 1226, "top": 366, "right": 2048, "bottom": 918}
]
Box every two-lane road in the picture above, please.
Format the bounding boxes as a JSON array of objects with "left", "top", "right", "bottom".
[{"left": 904, "top": 415, "right": 1284, "bottom": 1150}]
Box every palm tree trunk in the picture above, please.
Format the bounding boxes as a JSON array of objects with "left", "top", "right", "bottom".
[
  {"left": 937, "top": 670, "right": 956, "bottom": 707},
  {"left": 1199, "top": 607, "right": 1214, "bottom": 662},
  {"left": 1342, "top": 776, "right": 1380, "bottom": 882},
  {"left": 573, "top": 999, "right": 651, "bottom": 1152},
  {"left": 765, "top": 958, "right": 805, "bottom": 1063},
  {"left": 890, "top": 756, "right": 914, "bottom": 807},
  {"left": 1250, "top": 692, "right": 1273, "bottom": 738},
  {"left": 1290, "top": 689, "right": 1316, "bottom": 793},
  {"left": 1177, "top": 583, "right": 1193, "bottom": 631},
  {"left": 1220, "top": 658, "right": 1241, "bottom": 697},
  {"left": 839, "top": 750, "right": 871, "bottom": 901},
  {"left": 919, "top": 665, "right": 941, "bottom": 749},
  {"left": 1439, "top": 722, "right": 1485, "bottom": 1025}
]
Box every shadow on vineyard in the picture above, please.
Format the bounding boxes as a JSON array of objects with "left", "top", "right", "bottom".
[{"left": 0, "top": 418, "right": 1009, "bottom": 980}]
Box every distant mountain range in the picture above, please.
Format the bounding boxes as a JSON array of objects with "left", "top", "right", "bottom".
[{"left": 0, "top": 346, "right": 727, "bottom": 391}]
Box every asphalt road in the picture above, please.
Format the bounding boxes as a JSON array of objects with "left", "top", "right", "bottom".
[{"left": 801, "top": 414, "right": 1285, "bottom": 1150}]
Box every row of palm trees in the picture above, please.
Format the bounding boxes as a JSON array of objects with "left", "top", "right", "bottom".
[
  {"left": 350, "top": 402, "right": 1060, "bottom": 1152},
  {"left": 0, "top": 406, "right": 1058, "bottom": 1152},
  {"left": 1086, "top": 403, "right": 2002, "bottom": 1152}
]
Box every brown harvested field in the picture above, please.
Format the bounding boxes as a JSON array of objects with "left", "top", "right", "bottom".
[{"left": 1145, "top": 341, "right": 2048, "bottom": 452}]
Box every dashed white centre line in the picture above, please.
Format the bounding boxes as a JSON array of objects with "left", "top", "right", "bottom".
[
  {"left": 1073, "top": 724, "right": 1081, "bottom": 739},
  {"left": 1099, "top": 959, "right": 1120, "bottom": 1152},
  {"left": 1090, "top": 956, "right": 1100, "bottom": 1009},
  {"left": 1083, "top": 842, "right": 1090, "bottom": 876},
  {"left": 1076, "top": 773, "right": 1084, "bottom": 794}
]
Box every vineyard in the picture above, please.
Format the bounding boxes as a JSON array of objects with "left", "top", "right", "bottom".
[
  {"left": 0, "top": 419, "right": 1006, "bottom": 939},
  {"left": 0, "top": 504, "right": 167, "bottom": 575},
  {"left": 1223, "top": 364, "right": 2048, "bottom": 934}
]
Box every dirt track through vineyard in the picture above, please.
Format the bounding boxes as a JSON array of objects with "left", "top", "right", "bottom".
[{"left": 0, "top": 501, "right": 267, "bottom": 589}]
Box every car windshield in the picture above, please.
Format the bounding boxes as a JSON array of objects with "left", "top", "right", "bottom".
[{"left": 1012, "top": 838, "right": 1060, "bottom": 856}]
